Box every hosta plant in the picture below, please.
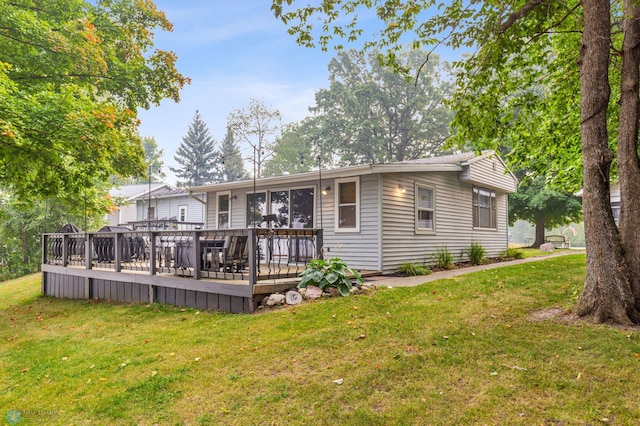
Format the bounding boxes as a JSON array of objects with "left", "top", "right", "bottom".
[{"left": 298, "top": 257, "right": 364, "bottom": 296}]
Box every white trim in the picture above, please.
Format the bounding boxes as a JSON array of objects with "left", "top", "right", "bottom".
[
  {"left": 334, "top": 177, "right": 360, "bottom": 233},
  {"left": 216, "top": 191, "right": 231, "bottom": 229},
  {"left": 415, "top": 183, "right": 436, "bottom": 234}
]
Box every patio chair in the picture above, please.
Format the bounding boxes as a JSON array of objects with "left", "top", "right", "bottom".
[{"left": 221, "top": 235, "right": 249, "bottom": 272}]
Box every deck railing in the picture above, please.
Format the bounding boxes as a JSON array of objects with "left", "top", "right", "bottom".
[{"left": 42, "top": 228, "right": 323, "bottom": 287}]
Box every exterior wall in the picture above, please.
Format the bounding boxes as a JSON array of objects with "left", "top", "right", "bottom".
[
  {"left": 464, "top": 155, "right": 517, "bottom": 193},
  {"left": 107, "top": 203, "right": 137, "bottom": 226},
  {"left": 204, "top": 175, "right": 383, "bottom": 272},
  {"left": 136, "top": 194, "right": 205, "bottom": 223},
  {"left": 381, "top": 171, "right": 510, "bottom": 274}
]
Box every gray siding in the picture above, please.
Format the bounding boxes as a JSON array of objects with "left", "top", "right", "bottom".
[
  {"left": 321, "top": 174, "right": 382, "bottom": 272},
  {"left": 381, "top": 172, "right": 510, "bottom": 274},
  {"left": 205, "top": 176, "right": 382, "bottom": 272},
  {"left": 136, "top": 195, "right": 205, "bottom": 223},
  {"left": 465, "top": 156, "right": 517, "bottom": 193}
]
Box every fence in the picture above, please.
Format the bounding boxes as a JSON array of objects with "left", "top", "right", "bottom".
[{"left": 42, "top": 228, "right": 323, "bottom": 313}]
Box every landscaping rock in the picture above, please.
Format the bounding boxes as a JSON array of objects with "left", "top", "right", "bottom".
[
  {"left": 298, "top": 287, "right": 307, "bottom": 297},
  {"left": 540, "top": 243, "right": 555, "bottom": 253},
  {"left": 304, "top": 285, "right": 322, "bottom": 300},
  {"left": 261, "top": 295, "right": 271, "bottom": 306},
  {"left": 325, "top": 287, "right": 340, "bottom": 297},
  {"left": 266, "top": 293, "right": 286, "bottom": 306},
  {"left": 285, "top": 290, "right": 302, "bottom": 305}
]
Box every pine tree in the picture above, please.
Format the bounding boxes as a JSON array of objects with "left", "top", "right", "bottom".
[
  {"left": 171, "top": 111, "right": 218, "bottom": 187},
  {"left": 217, "top": 127, "right": 248, "bottom": 182}
]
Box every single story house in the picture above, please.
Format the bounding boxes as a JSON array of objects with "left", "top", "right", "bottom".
[
  {"left": 186, "top": 151, "right": 518, "bottom": 274},
  {"left": 106, "top": 183, "right": 173, "bottom": 227},
  {"left": 130, "top": 188, "right": 206, "bottom": 230}
]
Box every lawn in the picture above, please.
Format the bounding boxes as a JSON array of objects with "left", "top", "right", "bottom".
[{"left": 1, "top": 254, "right": 638, "bottom": 425}]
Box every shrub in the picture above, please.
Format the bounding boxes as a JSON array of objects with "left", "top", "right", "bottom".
[
  {"left": 298, "top": 257, "right": 364, "bottom": 296},
  {"left": 396, "top": 262, "right": 432, "bottom": 276},
  {"left": 500, "top": 247, "right": 524, "bottom": 260},
  {"left": 465, "top": 241, "right": 486, "bottom": 265},
  {"left": 434, "top": 247, "right": 454, "bottom": 269}
]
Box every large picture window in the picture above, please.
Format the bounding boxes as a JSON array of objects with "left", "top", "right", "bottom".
[
  {"left": 472, "top": 186, "right": 497, "bottom": 229},
  {"left": 416, "top": 184, "right": 435, "bottom": 232},
  {"left": 335, "top": 177, "right": 359, "bottom": 232}
]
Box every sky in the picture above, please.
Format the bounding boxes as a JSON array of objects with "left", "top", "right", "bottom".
[{"left": 137, "top": 0, "right": 341, "bottom": 185}]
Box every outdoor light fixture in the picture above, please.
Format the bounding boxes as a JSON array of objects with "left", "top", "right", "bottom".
[
  {"left": 322, "top": 186, "right": 331, "bottom": 195},
  {"left": 398, "top": 185, "right": 406, "bottom": 193}
]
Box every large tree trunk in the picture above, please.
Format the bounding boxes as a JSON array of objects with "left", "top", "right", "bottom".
[
  {"left": 532, "top": 217, "right": 545, "bottom": 248},
  {"left": 617, "top": 0, "right": 640, "bottom": 313},
  {"left": 576, "top": 0, "right": 639, "bottom": 324}
]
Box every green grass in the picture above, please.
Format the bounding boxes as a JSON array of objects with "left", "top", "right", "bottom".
[{"left": 1, "top": 254, "right": 638, "bottom": 425}]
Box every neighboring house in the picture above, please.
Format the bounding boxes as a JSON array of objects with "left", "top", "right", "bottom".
[
  {"left": 610, "top": 183, "right": 621, "bottom": 225},
  {"left": 106, "top": 183, "right": 172, "bottom": 226},
  {"left": 131, "top": 188, "right": 206, "bottom": 228},
  {"left": 187, "top": 151, "right": 518, "bottom": 274}
]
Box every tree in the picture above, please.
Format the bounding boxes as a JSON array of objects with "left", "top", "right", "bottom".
[
  {"left": 272, "top": 1, "right": 640, "bottom": 324},
  {"left": 0, "top": 0, "right": 188, "bottom": 205},
  {"left": 227, "top": 98, "right": 282, "bottom": 178},
  {"left": 114, "top": 136, "right": 166, "bottom": 184},
  {"left": 305, "top": 48, "right": 454, "bottom": 166},
  {"left": 171, "top": 111, "right": 218, "bottom": 188},
  {"left": 263, "top": 122, "right": 314, "bottom": 177},
  {"left": 217, "top": 127, "right": 248, "bottom": 182},
  {"left": 509, "top": 175, "right": 583, "bottom": 248}
]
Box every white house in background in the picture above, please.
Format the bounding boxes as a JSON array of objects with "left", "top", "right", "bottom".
[
  {"left": 131, "top": 188, "right": 206, "bottom": 227},
  {"left": 186, "top": 151, "right": 518, "bottom": 274},
  {"left": 106, "top": 183, "right": 172, "bottom": 226},
  {"left": 610, "top": 183, "right": 621, "bottom": 224}
]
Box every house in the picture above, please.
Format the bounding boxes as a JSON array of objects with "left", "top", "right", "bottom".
[
  {"left": 186, "top": 151, "right": 518, "bottom": 274},
  {"left": 41, "top": 150, "right": 517, "bottom": 313},
  {"left": 106, "top": 183, "right": 173, "bottom": 226},
  {"left": 610, "top": 183, "right": 620, "bottom": 224},
  {"left": 129, "top": 188, "right": 206, "bottom": 230}
]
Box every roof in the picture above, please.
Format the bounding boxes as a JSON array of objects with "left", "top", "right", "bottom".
[
  {"left": 109, "top": 183, "right": 174, "bottom": 202},
  {"left": 187, "top": 150, "right": 516, "bottom": 193},
  {"left": 129, "top": 188, "right": 204, "bottom": 201}
]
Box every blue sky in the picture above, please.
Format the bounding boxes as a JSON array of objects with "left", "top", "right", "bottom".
[{"left": 137, "top": 0, "right": 339, "bottom": 184}]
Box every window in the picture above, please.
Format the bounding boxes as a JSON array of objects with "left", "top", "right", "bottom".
[
  {"left": 246, "top": 192, "right": 266, "bottom": 227},
  {"left": 147, "top": 206, "right": 155, "bottom": 220},
  {"left": 473, "top": 186, "right": 497, "bottom": 229},
  {"left": 217, "top": 193, "right": 230, "bottom": 229},
  {"left": 270, "top": 191, "right": 289, "bottom": 228},
  {"left": 178, "top": 205, "right": 188, "bottom": 222},
  {"left": 335, "top": 177, "right": 359, "bottom": 232},
  {"left": 416, "top": 184, "right": 435, "bottom": 232}
]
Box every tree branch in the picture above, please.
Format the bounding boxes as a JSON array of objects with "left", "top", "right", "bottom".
[{"left": 500, "top": 0, "right": 544, "bottom": 33}]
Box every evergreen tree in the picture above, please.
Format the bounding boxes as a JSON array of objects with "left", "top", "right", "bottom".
[
  {"left": 217, "top": 128, "right": 248, "bottom": 182},
  {"left": 171, "top": 111, "right": 218, "bottom": 187}
]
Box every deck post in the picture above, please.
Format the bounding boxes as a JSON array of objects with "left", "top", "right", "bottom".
[
  {"left": 149, "top": 231, "right": 156, "bottom": 276},
  {"left": 248, "top": 228, "right": 257, "bottom": 288},
  {"left": 316, "top": 228, "right": 324, "bottom": 260},
  {"left": 114, "top": 233, "right": 122, "bottom": 272},
  {"left": 193, "top": 231, "right": 201, "bottom": 281},
  {"left": 41, "top": 234, "right": 47, "bottom": 295},
  {"left": 85, "top": 233, "right": 93, "bottom": 299},
  {"left": 62, "top": 234, "right": 69, "bottom": 267},
  {"left": 85, "top": 233, "right": 93, "bottom": 270}
]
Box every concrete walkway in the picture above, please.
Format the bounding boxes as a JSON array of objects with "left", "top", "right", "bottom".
[{"left": 366, "top": 250, "right": 583, "bottom": 288}]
